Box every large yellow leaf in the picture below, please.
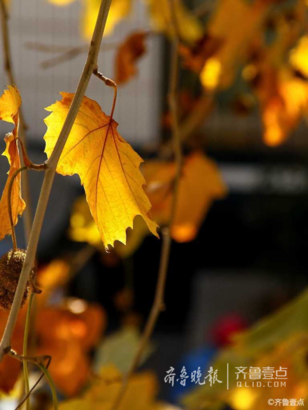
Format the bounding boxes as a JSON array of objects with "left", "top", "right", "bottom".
[
  {"left": 43, "top": 93, "right": 159, "bottom": 249},
  {"left": 0, "top": 86, "right": 25, "bottom": 241}
]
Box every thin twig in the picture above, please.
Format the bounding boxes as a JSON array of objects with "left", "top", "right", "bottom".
[
  {"left": 0, "top": 0, "right": 113, "bottom": 361},
  {"left": 179, "top": 93, "right": 214, "bottom": 143},
  {"left": 22, "top": 292, "right": 35, "bottom": 410},
  {"left": 9, "top": 351, "right": 52, "bottom": 410},
  {"left": 111, "top": 1, "right": 183, "bottom": 408},
  {"left": 0, "top": 0, "right": 32, "bottom": 243},
  {"left": 24, "top": 42, "right": 117, "bottom": 69}
]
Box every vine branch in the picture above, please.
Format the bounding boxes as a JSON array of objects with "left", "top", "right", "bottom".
[
  {"left": 111, "top": 0, "right": 183, "bottom": 407},
  {"left": 0, "top": 0, "right": 113, "bottom": 361}
]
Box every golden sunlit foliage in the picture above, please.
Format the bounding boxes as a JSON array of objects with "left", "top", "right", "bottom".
[
  {"left": 290, "top": 35, "right": 308, "bottom": 78},
  {"left": 200, "top": 0, "right": 269, "bottom": 90},
  {"left": 0, "top": 86, "right": 25, "bottom": 241},
  {"left": 82, "top": 0, "right": 132, "bottom": 39},
  {"left": 144, "top": 151, "right": 227, "bottom": 243},
  {"left": 260, "top": 71, "right": 308, "bottom": 146},
  {"left": 44, "top": 92, "right": 159, "bottom": 248},
  {"left": 49, "top": 0, "right": 201, "bottom": 43},
  {"left": 145, "top": 0, "right": 202, "bottom": 43},
  {"left": 68, "top": 152, "right": 226, "bottom": 256},
  {"left": 59, "top": 364, "right": 168, "bottom": 410}
]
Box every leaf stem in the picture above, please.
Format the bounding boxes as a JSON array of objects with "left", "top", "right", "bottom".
[
  {"left": 8, "top": 163, "right": 44, "bottom": 251},
  {"left": 111, "top": 1, "right": 183, "bottom": 408},
  {"left": 0, "top": 0, "right": 113, "bottom": 361},
  {"left": 9, "top": 351, "right": 54, "bottom": 410},
  {"left": 37, "top": 363, "right": 58, "bottom": 410},
  {"left": 8, "top": 166, "right": 27, "bottom": 251},
  {"left": 93, "top": 68, "right": 118, "bottom": 120}
]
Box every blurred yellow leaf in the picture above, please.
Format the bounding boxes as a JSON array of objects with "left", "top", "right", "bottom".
[
  {"left": 44, "top": 92, "right": 159, "bottom": 249},
  {"left": 200, "top": 57, "right": 222, "bottom": 90},
  {"left": 69, "top": 196, "right": 102, "bottom": 247},
  {"left": 49, "top": 0, "right": 132, "bottom": 38},
  {"left": 144, "top": 151, "right": 227, "bottom": 243},
  {"left": 260, "top": 71, "right": 308, "bottom": 146},
  {"left": 59, "top": 365, "right": 162, "bottom": 410},
  {"left": 69, "top": 196, "right": 150, "bottom": 258},
  {"left": 38, "top": 259, "right": 70, "bottom": 292},
  {"left": 290, "top": 34, "right": 308, "bottom": 78},
  {"left": 0, "top": 86, "right": 25, "bottom": 241},
  {"left": 248, "top": 2, "right": 307, "bottom": 146},
  {"left": 145, "top": 0, "right": 202, "bottom": 44},
  {"left": 201, "top": 0, "right": 269, "bottom": 90},
  {"left": 234, "top": 289, "right": 308, "bottom": 354},
  {"left": 82, "top": 0, "right": 132, "bottom": 39},
  {"left": 94, "top": 326, "right": 154, "bottom": 373}
]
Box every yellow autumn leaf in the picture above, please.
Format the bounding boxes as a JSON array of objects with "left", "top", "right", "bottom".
[
  {"left": 59, "top": 364, "right": 162, "bottom": 410},
  {"left": 49, "top": 0, "right": 132, "bottom": 38},
  {"left": 69, "top": 195, "right": 148, "bottom": 258},
  {"left": 94, "top": 326, "right": 154, "bottom": 373},
  {"left": 82, "top": 0, "right": 132, "bottom": 39},
  {"left": 145, "top": 0, "right": 202, "bottom": 44},
  {"left": 43, "top": 93, "right": 159, "bottom": 249},
  {"left": 201, "top": 0, "right": 269, "bottom": 90},
  {"left": 69, "top": 196, "right": 102, "bottom": 247},
  {"left": 290, "top": 34, "right": 308, "bottom": 78},
  {"left": 0, "top": 86, "right": 25, "bottom": 241},
  {"left": 260, "top": 71, "right": 308, "bottom": 146},
  {"left": 144, "top": 151, "right": 227, "bottom": 243}
]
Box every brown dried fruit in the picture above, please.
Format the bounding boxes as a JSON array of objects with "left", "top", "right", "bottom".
[{"left": 0, "top": 248, "right": 29, "bottom": 310}]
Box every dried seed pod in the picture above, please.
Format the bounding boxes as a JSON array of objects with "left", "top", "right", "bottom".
[{"left": 0, "top": 248, "right": 29, "bottom": 310}]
